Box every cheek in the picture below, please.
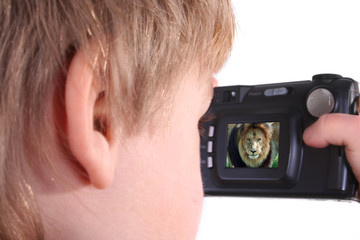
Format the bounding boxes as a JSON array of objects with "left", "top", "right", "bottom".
[
  {"left": 115, "top": 131, "right": 204, "bottom": 239},
  {"left": 169, "top": 127, "right": 203, "bottom": 196},
  {"left": 156, "top": 130, "right": 204, "bottom": 237},
  {"left": 155, "top": 125, "right": 204, "bottom": 233}
]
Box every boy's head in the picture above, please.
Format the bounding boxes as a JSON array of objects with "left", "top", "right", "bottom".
[{"left": 0, "top": 0, "right": 234, "bottom": 239}]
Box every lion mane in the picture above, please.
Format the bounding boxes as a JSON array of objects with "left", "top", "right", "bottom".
[{"left": 228, "top": 122, "right": 279, "bottom": 168}]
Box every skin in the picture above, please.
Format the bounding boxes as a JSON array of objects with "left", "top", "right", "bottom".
[{"left": 34, "top": 47, "right": 215, "bottom": 239}]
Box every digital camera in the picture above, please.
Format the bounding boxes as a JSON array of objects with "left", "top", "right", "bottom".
[{"left": 200, "top": 74, "right": 359, "bottom": 199}]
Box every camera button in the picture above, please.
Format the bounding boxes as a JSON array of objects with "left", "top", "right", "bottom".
[
  {"left": 264, "top": 87, "right": 288, "bottom": 96},
  {"left": 312, "top": 74, "right": 342, "bottom": 83},
  {"left": 207, "top": 156, "right": 213, "bottom": 168},
  {"left": 264, "top": 89, "right": 274, "bottom": 96},
  {"left": 274, "top": 87, "right": 288, "bottom": 95},
  {"left": 208, "top": 126, "right": 215, "bottom": 137},
  {"left": 207, "top": 141, "right": 213, "bottom": 153}
]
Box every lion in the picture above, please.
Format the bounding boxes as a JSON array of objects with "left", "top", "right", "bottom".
[{"left": 227, "top": 122, "right": 279, "bottom": 168}]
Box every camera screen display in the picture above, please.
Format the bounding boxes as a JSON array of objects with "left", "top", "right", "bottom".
[{"left": 226, "top": 122, "right": 280, "bottom": 168}]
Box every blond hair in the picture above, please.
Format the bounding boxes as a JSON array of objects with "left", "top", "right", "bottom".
[{"left": 0, "top": 0, "right": 234, "bottom": 239}]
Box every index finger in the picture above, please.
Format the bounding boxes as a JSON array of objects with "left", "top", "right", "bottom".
[
  {"left": 303, "top": 114, "right": 360, "bottom": 148},
  {"left": 303, "top": 113, "right": 360, "bottom": 180}
]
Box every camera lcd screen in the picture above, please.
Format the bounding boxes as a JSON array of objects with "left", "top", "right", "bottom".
[{"left": 226, "top": 122, "right": 280, "bottom": 168}]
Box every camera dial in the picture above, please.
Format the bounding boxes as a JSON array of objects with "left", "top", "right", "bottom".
[{"left": 306, "top": 88, "right": 335, "bottom": 118}]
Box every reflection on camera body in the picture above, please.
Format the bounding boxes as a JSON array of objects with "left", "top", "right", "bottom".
[{"left": 200, "top": 74, "right": 359, "bottom": 199}]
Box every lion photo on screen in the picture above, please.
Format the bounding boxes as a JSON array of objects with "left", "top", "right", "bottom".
[{"left": 227, "top": 122, "right": 279, "bottom": 168}]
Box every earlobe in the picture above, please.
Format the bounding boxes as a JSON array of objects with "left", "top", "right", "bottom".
[{"left": 65, "top": 47, "right": 115, "bottom": 189}]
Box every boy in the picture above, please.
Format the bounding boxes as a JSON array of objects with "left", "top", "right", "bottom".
[
  {"left": 0, "top": 1, "right": 234, "bottom": 239},
  {"left": 1, "top": 1, "right": 359, "bottom": 239}
]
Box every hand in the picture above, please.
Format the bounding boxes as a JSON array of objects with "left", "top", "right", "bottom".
[{"left": 303, "top": 113, "right": 360, "bottom": 184}]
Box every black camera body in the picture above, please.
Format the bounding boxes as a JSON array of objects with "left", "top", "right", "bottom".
[{"left": 200, "top": 74, "right": 359, "bottom": 199}]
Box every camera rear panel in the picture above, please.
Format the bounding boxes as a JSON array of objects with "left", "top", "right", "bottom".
[{"left": 200, "top": 74, "right": 359, "bottom": 199}]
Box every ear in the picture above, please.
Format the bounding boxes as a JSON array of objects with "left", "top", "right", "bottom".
[{"left": 65, "top": 47, "right": 115, "bottom": 189}]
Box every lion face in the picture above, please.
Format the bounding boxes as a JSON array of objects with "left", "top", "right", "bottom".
[
  {"left": 242, "top": 129, "right": 265, "bottom": 160},
  {"left": 238, "top": 123, "right": 272, "bottom": 167}
]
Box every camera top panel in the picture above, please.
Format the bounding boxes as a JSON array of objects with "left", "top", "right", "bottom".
[{"left": 211, "top": 74, "right": 358, "bottom": 119}]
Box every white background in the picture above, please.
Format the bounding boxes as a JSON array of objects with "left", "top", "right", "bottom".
[{"left": 197, "top": 1, "right": 360, "bottom": 239}]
